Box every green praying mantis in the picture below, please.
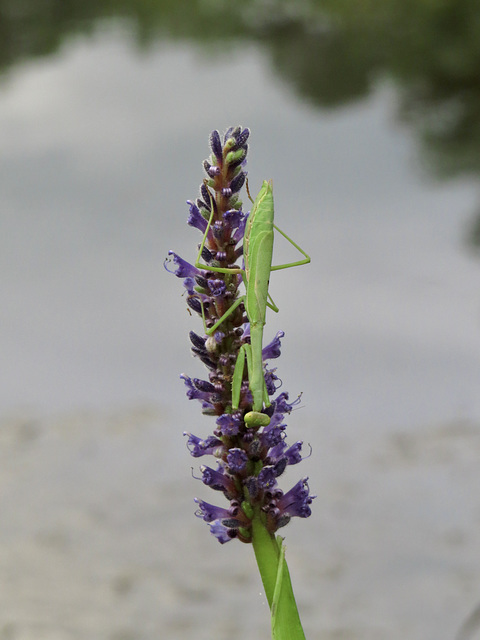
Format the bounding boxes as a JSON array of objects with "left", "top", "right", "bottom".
[{"left": 195, "top": 179, "right": 310, "bottom": 428}]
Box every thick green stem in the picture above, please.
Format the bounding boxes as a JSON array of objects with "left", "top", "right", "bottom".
[{"left": 251, "top": 512, "right": 306, "bottom": 640}]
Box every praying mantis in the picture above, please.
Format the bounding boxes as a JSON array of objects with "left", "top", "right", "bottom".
[{"left": 195, "top": 180, "right": 310, "bottom": 427}]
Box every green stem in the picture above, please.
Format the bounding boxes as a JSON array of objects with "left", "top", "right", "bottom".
[{"left": 251, "top": 512, "right": 306, "bottom": 640}]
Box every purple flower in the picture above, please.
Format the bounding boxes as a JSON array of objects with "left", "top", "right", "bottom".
[
  {"left": 195, "top": 498, "right": 233, "bottom": 522},
  {"left": 180, "top": 374, "right": 214, "bottom": 406},
  {"left": 274, "top": 392, "right": 302, "bottom": 415},
  {"left": 193, "top": 378, "right": 216, "bottom": 394},
  {"left": 277, "top": 478, "right": 315, "bottom": 519},
  {"left": 186, "top": 200, "right": 208, "bottom": 233},
  {"left": 184, "top": 433, "right": 223, "bottom": 458},
  {"left": 283, "top": 441, "right": 304, "bottom": 465},
  {"left": 164, "top": 251, "right": 201, "bottom": 279},
  {"left": 230, "top": 171, "right": 246, "bottom": 194},
  {"left": 262, "top": 331, "right": 285, "bottom": 360},
  {"left": 258, "top": 466, "right": 278, "bottom": 490},
  {"left": 233, "top": 213, "right": 248, "bottom": 245},
  {"left": 209, "top": 520, "right": 234, "bottom": 544},
  {"left": 208, "top": 279, "right": 227, "bottom": 297},
  {"left": 227, "top": 448, "right": 248, "bottom": 474},
  {"left": 267, "top": 440, "right": 304, "bottom": 467},
  {"left": 210, "top": 130, "right": 223, "bottom": 161},
  {"left": 260, "top": 423, "right": 286, "bottom": 450},
  {"left": 216, "top": 413, "right": 242, "bottom": 436},
  {"left": 200, "top": 464, "right": 235, "bottom": 493},
  {"left": 223, "top": 209, "right": 243, "bottom": 229},
  {"left": 264, "top": 367, "right": 280, "bottom": 397},
  {"left": 182, "top": 277, "right": 196, "bottom": 295}
]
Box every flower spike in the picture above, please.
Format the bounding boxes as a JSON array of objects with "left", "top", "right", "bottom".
[{"left": 167, "top": 127, "right": 312, "bottom": 639}]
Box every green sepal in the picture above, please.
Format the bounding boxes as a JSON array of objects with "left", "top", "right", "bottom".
[
  {"left": 241, "top": 500, "right": 254, "bottom": 519},
  {"left": 238, "top": 526, "right": 251, "bottom": 540},
  {"left": 224, "top": 137, "right": 236, "bottom": 151},
  {"left": 226, "top": 149, "right": 245, "bottom": 165},
  {"left": 201, "top": 407, "right": 218, "bottom": 416},
  {"left": 194, "top": 285, "right": 208, "bottom": 294}
]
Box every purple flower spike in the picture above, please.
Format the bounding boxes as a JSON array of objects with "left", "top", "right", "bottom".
[{"left": 167, "top": 127, "right": 313, "bottom": 543}]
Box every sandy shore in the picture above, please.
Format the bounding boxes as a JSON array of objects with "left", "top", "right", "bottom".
[{"left": 1, "top": 405, "right": 480, "bottom": 640}]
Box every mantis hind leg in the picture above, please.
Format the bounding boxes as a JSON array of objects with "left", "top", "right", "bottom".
[
  {"left": 232, "top": 343, "right": 271, "bottom": 428},
  {"left": 267, "top": 292, "right": 279, "bottom": 313},
  {"left": 245, "top": 344, "right": 271, "bottom": 428},
  {"left": 270, "top": 224, "right": 311, "bottom": 271},
  {"left": 261, "top": 225, "right": 309, "bottom": 315}
]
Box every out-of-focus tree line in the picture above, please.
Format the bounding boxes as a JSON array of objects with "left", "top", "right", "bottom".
[{"left": 2, "top": 0, "right": 480, "bottom": 248}]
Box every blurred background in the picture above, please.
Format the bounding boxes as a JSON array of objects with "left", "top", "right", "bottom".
[{"left": 1, "top": 1, "right": 480, "bottom": 638}]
